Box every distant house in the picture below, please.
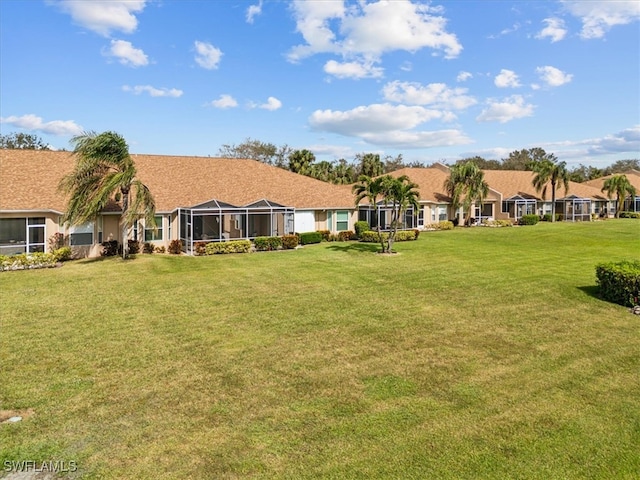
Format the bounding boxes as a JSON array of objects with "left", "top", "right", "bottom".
[
  {"left": 584, "top": 170, "right": 640, "bottom": 214},
  {"left": 0, "top": 150, "right": 356, "bottom": 256}
]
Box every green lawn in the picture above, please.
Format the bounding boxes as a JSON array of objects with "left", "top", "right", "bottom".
[{"left": 1, "top": 221, "right": 639, "bottom": 479}]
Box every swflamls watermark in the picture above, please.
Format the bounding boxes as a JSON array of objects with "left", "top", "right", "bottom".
[{"left": 3, "top": 460, "right": 78, "bottom": 473}]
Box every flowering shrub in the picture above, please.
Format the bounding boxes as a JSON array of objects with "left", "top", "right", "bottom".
[{"left": 0, "top": 252, "right": 58, "bottom": 272}]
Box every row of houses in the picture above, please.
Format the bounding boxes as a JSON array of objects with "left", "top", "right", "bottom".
[{"left": 1, "top": 149, "right": 638, "bottom": 257}]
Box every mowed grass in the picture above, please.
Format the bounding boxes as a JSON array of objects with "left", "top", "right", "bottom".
[{"left": 1, "top": 220, "right": 639, "bottom": 479}]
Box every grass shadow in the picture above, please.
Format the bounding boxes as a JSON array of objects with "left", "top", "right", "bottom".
[{"left": 325, "top": 242, "right": 382, "bottom": 254}]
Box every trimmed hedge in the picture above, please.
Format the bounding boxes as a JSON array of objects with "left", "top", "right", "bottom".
[
  {"left": 518, "top": 214, "right": 539, "bottom": 226},
  {"left": 299, "top": 232, "right": 322, "bottom": 245},
  {"left": 619, "top": 212, "right": 640, "bottom": 219},
  {"left": 316, "top": 230, "right": 331, "bottom": 242},
  {"left": 425, "top": 221, "right": 454, "bottom": 231},
  {"left": 254, "top": 236, "right": 282, "bottom": 251},
  {"left": 281, "top": 235, "right": 299, "bottom": 249},
  {"left": 0, "top": 252, "right": 58, "bottom": 272},
  {"left": 338, "top": 230, "right": 355, "bottom": 241},
  {"left": 205, "top": 240, "right": 251, "bottom": 254},
  {"left": 359, "top": 230, "right": 417, "bottom": 243},
  {"left": 595, "top": 260, "right": 640, "bottom": 307}
]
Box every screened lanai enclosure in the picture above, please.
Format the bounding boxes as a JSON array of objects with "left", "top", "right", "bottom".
[
  {"left": 178, "top": 199, "right": 294, "bottom": 254},
  {"left": 357, "top": 204, "right": 421, "bottom": 230},
  {"left": 501, "top": 195, "right": 538, "bottom": 221},
  {"left": 556, "top": 195, "right": 592, "bottom": 221}
]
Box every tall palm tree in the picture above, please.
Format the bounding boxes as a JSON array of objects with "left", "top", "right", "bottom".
[
  {"left": 601, "top": 174, "right": 637, "bottom": 218},
  {"left": 352, "top": 175, "right": 388, "bottom": 253},
  {"left": 531, "top": 159, "right": 570, "bottom": 222},
  {"left": 384, "top": 175, "right": 420, "bottom": 252},
  {"left": 59, "top": 131, "right": 156, "bottom": 258},
  {"left": 443, "top": 161, "right": 489, "bottom": 226}
]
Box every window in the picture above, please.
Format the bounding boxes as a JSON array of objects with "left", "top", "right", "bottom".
[
  {"left": 70, "top": 222, "right": 94, "bottom": 246},
  {"left": 438, "top": 206, "right": 447, "bottom": 221},
  {"left": 502, "top": 201, "right": 509, "bottom": 213},
  {"left": 0, "top": 218, "right": 27, "bottom": 254},
  {"left": 336, "top": 211, "right": 349, "bottom": 231},
  {"left": 144, "top": 216, "right": 163, "bottom": 241}
]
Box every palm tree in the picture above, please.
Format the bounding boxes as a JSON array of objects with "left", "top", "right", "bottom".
[
  {"left": 384, "top": 175, "right": 420, "bottom": 252},
  {"left": 443, "top": 161, "right": 489, "bottom": 226},
  {"left": 352, "top": 175, "right": 388, "bottom": 253},
  {"left": 601, "top": 174, "right": 637, "bottom": 218},
  {"left": 59, "top": 131, "right": 156, "bottom": 258},
  {"left": 531, "top": 159, "right": 570, "bottom": 222}
]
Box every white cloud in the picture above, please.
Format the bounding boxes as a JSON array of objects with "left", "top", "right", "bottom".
[
  {"left": 308, "top": 103, "right": 472, "bottom": 148},
  {"left": 51, "top": 0, "right": 146, "bottom": 36},
  {"left": 210, "top": 94, "right": 238, "bottom": 109},
  {"left": 194, "top": 41, "right": 223, "bottom": 70},
  {"left": 287, "top": 0, "right": 462, "bottom": 78},
  {"left": 382, "top": 81, "right": 477, "bottom": 110},
  {"left": 249, "top": 97, "right": 282, "bottom": 111},
  {"left": 562, "top": 0, "right": 640, "bottom": 39},
  {"left": 494, "top": 69, "right": 521, "bottom": 88},
  {"left": 122, "top": 85, "right": 183, "bottom": 97},
  {"left": 246, "top": 1, "right": 263, "bottom": 23},
  {"left": 536, "top": 17, "right": 567, "bottom": 42},
  {"left": 476, "top": 95, "right": 535, "bottom": 123},
  {"left": 587, "top": 125, "right": 640, "bottom": 154},
  {"left": 0, "top": 114, "right": 83, "bottom": 136},
  {"left": 105, "top": 39, "right": 148, "bottom": 67},
  {"left": 457, "top": 71, "right": 472, "bottom": 82},
  {"left": 324, "top": 59, "right": 383, "bottom": 79},
  {"left": 536, "top": 66, "right": 573, "bottom": 87}
]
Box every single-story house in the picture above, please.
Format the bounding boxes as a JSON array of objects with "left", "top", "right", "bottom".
[
  {"left": 0, "top": 150, "right": 357, "bottom": 256},
  {"left": 584, "top": 170, "right": 640, "bottom": 213}
]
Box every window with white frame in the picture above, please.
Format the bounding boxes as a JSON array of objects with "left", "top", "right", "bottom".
[
  {"left": 69, "top": 222, "right": 94, "bottom": 246},
  {"left": 336, "top": 211, "right": 349, "bottom": 231},
  {"left": 144, "top": 216, "right": 163, "bottom": 241}
]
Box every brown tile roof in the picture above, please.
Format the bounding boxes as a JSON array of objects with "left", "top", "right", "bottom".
[
  {"left": 583, "top": 170, "right": 640, "bottom": 192},
  {"left": 386, "top": 167, "right": 454, "bottom": 203},
  {"left": 481, "top": 170, "right": 607, "bottom": 201},
  {"left": 0, "top": 149, "right": 355, "bottom": 213}
]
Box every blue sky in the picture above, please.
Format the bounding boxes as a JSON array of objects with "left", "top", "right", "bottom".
[{"left": 1, "top": 0, "right": 638, "bottom": 168}]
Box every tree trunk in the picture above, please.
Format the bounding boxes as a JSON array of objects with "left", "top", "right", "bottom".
[
  {"left": 121, "top": 188, "right": 130, "bottom": 259},
  {"left": 551, "top": 181, "right": 557, "bottom": 222},
  {"left": 376, "top": 205, "right": 385, "bottom": 253}
]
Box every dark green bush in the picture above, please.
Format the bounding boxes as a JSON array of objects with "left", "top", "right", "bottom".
[
  {"left": 205, "top": 240, "right": 251, "bottom": 254},
  {"left": 595, "top": 260, "right": 640, "bottom": 307},
  {"left": 143, "top": 242, "right": 155, "bottom": 254},
  {"left": 299, "top": 232, "right": 322, "bottom": 245},
  {"left": 128, "top": 240, "right": 141, "bottom": 254},
  {"left": 354, "top": 221, "right": 370, "bottom": 239},
  {"left": 413, "top": 229, "right": 420, "bottom": 239},
  {"left": 518, "top": 214, "right": 539, "bottom": 225},
  {"left": 619, "top": 211, "right": 640, "bottom": 219},
  {"left": 168, "top": 240, "right": 182, "bottom": 255},
  {"left": 254, "top": 236, "right": 282, "bottom": 251},
  {"left": 282, "top": 235, "right": 299, "bottom": 249},
  {"left": 541, "top": 213, "right": 553, "bottom": 222},
  {"left": 101, "top": 240, "right": 119, "bottom": 257}
]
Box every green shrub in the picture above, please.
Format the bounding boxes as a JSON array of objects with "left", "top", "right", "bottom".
[
  {"left": 395, "top": 230, "right": 417, "bottom": 241},
  {"left": 0, "top": 252, "right": 57, "bottom": 271},
  {"left": 53, "top": 246, "right": 72, "bottom": 262},
  {"left": 128, "top": 240, "right": 141, "bottom": 254},
  {"left": 328, "top": 234, "right": 339, "bottom": 242},
  {"left": 317, "top": 230, "right": 331, "bottom": 241},
  {"left": 518, "top": 214, "right": 539, "bottom": 226},
  {"left": 360, "top": 231, "right": 388, "bottom": 243},
  {"left": 254, "top": 236, "right": 282, "bottom": 251},
  {"left": 354, "top": 221, "right": 370, "bottom": 239},
  {"left": 595, "top": 260, "right": 640, "bottom": 307},
  {"left": 541, "top": 213, "right": 553, "bottom": 222},
  {"left": 619, "top": 211, "right": 640, "bottom": 219},
  {"left": 101, "top": 240, "right": 119, "bottom": 257},
  {"left": 299, "top": 232, "right": 323, "bottom": 245},
  {"left": 194, "top": 241, "right": 208, "bottom": 256},
  {"left": 413, "top": 229, "right": 420, "bottom": 239},
  {"left": 282, "top": 235, "right": 299, "bottom": 249},
  {"left": 168, "top": 240, "right": 182, "bottom": 255},
  {"left": 338, "top": 230, "right": 355, "bottom": 241},
  {"left": 143, "top": 242, "right": 155, "bottom": 254},
  {"left": 205, "top": 240, "right": 251, "bottom": 254},
  {"left": 426, "top": 221, "right": 454, "bottom": 231}
]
